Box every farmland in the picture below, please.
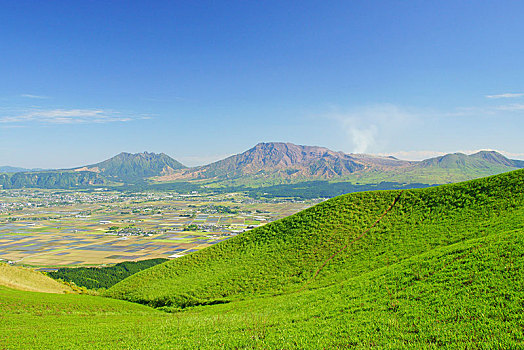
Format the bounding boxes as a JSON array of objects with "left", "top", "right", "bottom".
[{"left": 0, "top": 189, "right": 315, "bottom": 268}]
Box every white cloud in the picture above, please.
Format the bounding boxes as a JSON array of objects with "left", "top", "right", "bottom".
[
  {"left": 0, "top": 108, "right": 145, "bottom": 125},
  {"left": 20, "top": 94, "right": 49, "bottom": 99},
  {"left": 327, "top": 104, "right": 416, "bottom": 154},
  {"left": 495, "top": 103, "right": 524, "bottom": 112},
  {"left": 486, "top": 93, "right": 524, "bottom": 99}
]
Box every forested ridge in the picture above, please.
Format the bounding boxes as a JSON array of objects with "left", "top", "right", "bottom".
[{"left": 49, "top": 258, "right": 168, "bottom": 290}]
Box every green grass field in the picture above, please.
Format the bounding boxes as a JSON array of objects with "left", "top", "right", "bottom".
[
  {"left": 1, "top": 169, "right": 523, "bottom": 348},
  {"left": 106, "top": 169, "right": 524, "bottom": 308},
  {"left": 0, "top": 264, "right": 73, "bottom": 294}
]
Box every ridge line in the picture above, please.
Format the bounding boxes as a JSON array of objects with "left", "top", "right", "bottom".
[{"left": 300, "top": 191, "right": 403, "bottom": 291}]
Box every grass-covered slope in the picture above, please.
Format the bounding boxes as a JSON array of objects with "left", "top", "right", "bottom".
[
  {"left": 105, "top": 190, "right": 400, "bottom": 306},
  {"left": 106, "top": 169, "right": 524, "bottom": 309},
  {"left": 0, "top": 263, "right": 74, "bottom": 294},
  {"left": 0, "top": 285, "right": 160, "bottom": 349},
  {"left": 1, "top": 227, "right": 522, "bottom": 349}
]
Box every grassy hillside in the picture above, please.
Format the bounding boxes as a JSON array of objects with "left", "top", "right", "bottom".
[
  {"left": 106, "top": 189, "right": 400, "bottom": 306},
  {"left": 1, "top": 227, "right": 522, "bottom": 348},
  {"left": 0, "top": 263, "right": 74, "bottom": 293},
  {"left": 346, "top": 163, "right": 517, "bottom": 185},
  {"left": 106, "top": 169, "right": 524, "bottom": 309},
  {"left": 1, "top": 169, "right": 523, "bottom": 348}
]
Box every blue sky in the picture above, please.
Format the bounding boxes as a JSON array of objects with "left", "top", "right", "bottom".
[{"left": 1, "top": 1, "right": 523, "bottom": 168}]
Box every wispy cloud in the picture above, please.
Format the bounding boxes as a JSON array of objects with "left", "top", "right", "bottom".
[
  {"left": 0, "top": 108, "right": 148, "bottom": 125},
  {"left": 444, "top": 102, "right": 524, "bottom": 117},
  {"left": 485, "top": 93, "right": 524, "bottom": 99},
  {"left": 326, "top": 104, "right": 417, "bottom": 153},
  {"left": 20, "top": 94, "right": 49, "bottom": 99},
  {"left": 0, "top": 124, "right": 26, "bottom": 129},
  {"left": 495, "top": 103, "right": 524, "bottom": 111},
  {"left": 323, "top": 100, "right": 523, "bottom": 156}
]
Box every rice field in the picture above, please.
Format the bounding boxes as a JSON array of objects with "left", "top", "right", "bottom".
[{"left": 0, "top": 189, "right": 314, "bottom": 268}]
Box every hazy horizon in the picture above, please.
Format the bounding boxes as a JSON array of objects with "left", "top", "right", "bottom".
[{"left": 2, "top": 144, "right": 523, "bottom": 170}]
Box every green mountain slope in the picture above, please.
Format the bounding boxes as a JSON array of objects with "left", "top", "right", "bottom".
[
  {"left": 107, "top": 169, "right": 524, "bottom": 309},
  {"left": 418, "top": 150, "right": 516, "bottom": 169},
  {"left": 353, "top": 150, "right": 522, "bottom": 185},
  {"left": 0, "top": 170, "right": 105, "bottom": 189},
  {"left": 2, "top": 170, "right": 523, "bottom": 349},
  {"left": 79, "top": 151, "right": 186, "bottom": 183},
  {"left": 0, "top": 152, "right": 186, "bottom": 189}
]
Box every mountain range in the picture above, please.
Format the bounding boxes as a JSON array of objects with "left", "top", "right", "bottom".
[
  {"left": 0, "top": 142, "right": 522, "bottom": 191},
  {"left": 159, "top": 142, "right": 412, "bottom": 181},
  {"left": 157, "top": 142, "right": 523, "bottom": 184}
]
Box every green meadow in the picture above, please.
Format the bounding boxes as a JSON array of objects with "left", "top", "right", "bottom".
[{"left": 1, "top": 169, "right": 523, "bottom": 348}]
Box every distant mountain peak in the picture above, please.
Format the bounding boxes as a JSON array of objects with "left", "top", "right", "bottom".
[
  {"left": 113, "top": 151, "right": 167, "bottom": 158},
  {"left": 159, "top": 142, "right": 412, "bottom": 181},
  {"left": 417, "top": 150, "right": 520, "bottom": 170},
  {"left": 74, "top": 151, "right": 186, "bottom": 183},
  {"left": 469, "top": 150, "right": 516, "bottom": 167},
  {"left": 3, "top": 144, "right": 522, "bottom": 190}
]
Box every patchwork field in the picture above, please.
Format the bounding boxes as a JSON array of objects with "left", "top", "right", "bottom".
[{"left": 0, "top": 189, "right": 314, "bottom": 268}]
